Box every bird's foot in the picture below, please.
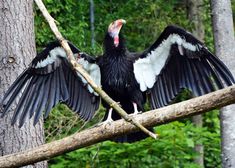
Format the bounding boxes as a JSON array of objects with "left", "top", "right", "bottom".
[
  {"left": 104, "top": 118, "right": 113, "bottom": 125},
  {"left": 97, "top": 118, "right": 113, "bottom": 127},
  {"left": 134, "top": 110, "right": 142, "bottom": 115},
  {"left": 130, "top": 110, "right": 142, "bottom": 116},
  {"left": 97, "top": 108, "right": 113, "bottom": 127},
  {"left": 130, "top": 102, "right": 142, "bottom": 116}
]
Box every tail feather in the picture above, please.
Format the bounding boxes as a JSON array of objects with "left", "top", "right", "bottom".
[{"left": 113, "top": 128, "right": 153, "bottom": 143}]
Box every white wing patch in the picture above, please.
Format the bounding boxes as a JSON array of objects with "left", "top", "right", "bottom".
[
  {"left": 34, "top": 47, "right": 101, "bottom": 95},
  {"left": 77, "top": 58, "right": 101, "bottom": 96},
  {"left": 35, "top": 47, "right": 66, "bottom": 68},
  {"left": 134, "top": 34, "right": 200, "bottom": 92}
]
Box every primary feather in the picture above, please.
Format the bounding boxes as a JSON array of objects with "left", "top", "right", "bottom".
[{"left": 1, "top": 41, "right": 100, "bottom": 126}]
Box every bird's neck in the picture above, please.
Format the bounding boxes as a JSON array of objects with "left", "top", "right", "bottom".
[
  {"left": 104, "top": 47, "right": 127, "bottom": 59},
  {"left": 104, "top": 33, "right": 127, "bottom": 57}
]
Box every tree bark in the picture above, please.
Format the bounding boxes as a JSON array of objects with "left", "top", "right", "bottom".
[
  {"left": 186, "top": 0, "right": 205, "bottom": 40},
  {"left": 0, "top": 0, "right": 47, "bottom": 167},
  {"left": 0, "top": 85, "right": 235, "bottom": 168},
  {"left": 211, "top": 0, "right": 235, "bottom": 167},
  {"left": 90, "top": 0, "right": 95, "bottom": 48},
  {"left": 186, "top": 0, "right": 205, "bottom": 167}
]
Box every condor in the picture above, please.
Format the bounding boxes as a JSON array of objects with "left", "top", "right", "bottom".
[{"left": 1, "top": 19, "right": 234, "bottom": 142}]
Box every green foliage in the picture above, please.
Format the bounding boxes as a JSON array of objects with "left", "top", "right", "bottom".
[
  {"left": 35, "top": 0, "right": 191, "bottom": 52},
  {"left": 44, "top": 104, "right": 106, "bottom": 141},
  {"left": 34, "top": 0, "right": 228, "bottom": 167},
  {"left": 34, "top": 0, "right": 102, "bottom": 53},
  {"left": 49, "top": 121, "right": 221, "bottom": 168}
]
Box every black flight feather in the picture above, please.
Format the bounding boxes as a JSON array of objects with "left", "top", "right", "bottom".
[{"left": 1, "top": 41, "right": 100, "bottom": 126}]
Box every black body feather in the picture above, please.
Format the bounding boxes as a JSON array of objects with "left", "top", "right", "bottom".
[{"left": 98, "top": 34, "right": 150, "bottom": 142}]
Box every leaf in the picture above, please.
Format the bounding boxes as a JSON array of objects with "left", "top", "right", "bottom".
[{"left": 186, "top": 138, "right": 195, "bottom": 147}]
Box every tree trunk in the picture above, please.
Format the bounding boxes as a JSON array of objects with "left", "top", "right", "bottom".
[
  {"left": 90, "top": 0, "right": 95, "bottom": 48},
  {"left": 211, "top": 0, "right": 235, "bottom": 167},
  {"left": 0, "top": 0, "right": 47, "bottom": 167},
  {"left": 186, "top": 0, "right": 205, "bottom": 167}
]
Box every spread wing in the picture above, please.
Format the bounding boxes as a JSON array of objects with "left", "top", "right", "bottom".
[
  {"left": 1, "top": 41, "right": 101, "bottom": 127},
  {"left": 133, "top": 25, "right": 234, "bottom": 109}
]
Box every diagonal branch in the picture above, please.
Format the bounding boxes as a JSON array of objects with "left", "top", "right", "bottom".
[
  {"left": 0, "top": 85, "right": 235, "bottom": 168},
  {"left": 34, "top": 0, "right": 156, "bottom": 139}
]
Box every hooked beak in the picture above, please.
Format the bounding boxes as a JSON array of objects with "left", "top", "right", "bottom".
[{"left": 108, "top": 19, "right": 126, "bottom": 47}]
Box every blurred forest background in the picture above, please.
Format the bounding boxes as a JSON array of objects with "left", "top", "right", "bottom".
[{"left": 34, "top": 0, "right": 235, "bottom": 167}]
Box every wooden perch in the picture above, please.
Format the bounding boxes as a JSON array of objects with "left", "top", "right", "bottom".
[
  {"left": 0, "top": 85, "right": 235, "bottom": 168},
  {"left": 34, "top": 0, "right": 156, "bottom": 139}
]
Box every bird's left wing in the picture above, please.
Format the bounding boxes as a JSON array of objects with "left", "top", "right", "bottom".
[
  {"left": 1, "top": 41, "right": 101, "bottom": 127},
  {"left": 133, "top": 25, "right": 234, "bottom": 109}
]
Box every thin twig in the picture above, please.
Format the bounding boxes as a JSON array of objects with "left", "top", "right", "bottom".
[{"left": 34, "top": 0, "right": 156, "bottom": 139}]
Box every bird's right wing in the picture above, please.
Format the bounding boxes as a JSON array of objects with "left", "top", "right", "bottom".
[
  {"left": 1, "top": 41, "right": 101, "bottom": 127},
  {"left": 133, "top": 25, "right": 234, "bottom": 108}
]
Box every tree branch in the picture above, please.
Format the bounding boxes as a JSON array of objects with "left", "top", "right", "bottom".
[
  {"left": 0, "top": 85, "right": 235, "bottom": 168},
  {"left": 33, "top": 0, "right": 156, "bottom": 139}
]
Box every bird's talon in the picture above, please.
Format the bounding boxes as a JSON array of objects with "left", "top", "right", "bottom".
[
  {"left": 130, "top": 111, "right": 142, "bottom": 116},
  {"left": 136, "top": 111, "right": 142, "bottom": 114},
  {"left": 101, "top": 119, "right": 113, "bottom": 127}
]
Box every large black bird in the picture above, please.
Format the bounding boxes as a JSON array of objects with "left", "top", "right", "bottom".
[{"left": 1, "top": 19, "right": 234, "bottom": 142}]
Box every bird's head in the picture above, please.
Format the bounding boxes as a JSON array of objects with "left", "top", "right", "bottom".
[{"left": 107, "top": 19, "right": 126, "bottom": 48}]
